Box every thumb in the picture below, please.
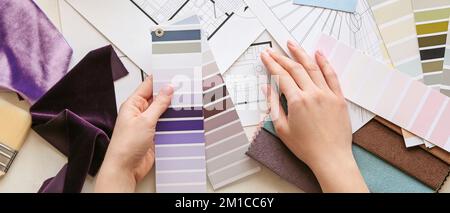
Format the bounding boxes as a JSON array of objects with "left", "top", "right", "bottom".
[{"left": 143, "top": 85, "right": 174, "bottom": 126}]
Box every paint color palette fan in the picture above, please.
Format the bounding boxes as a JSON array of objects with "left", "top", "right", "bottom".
[
  {"left": 151, "top": 15, "right": 260, "bottom": 192},
  {"left": 315, "top": 35, "right": 450, "bottom": 152},
  {"left": 151, "top": 17, "right": 207, "bottom": 193},
  {"left": 368, "top": 0, "right": 428, "bottom": 148},
  {"left": 201, "top": 35, "right": 260, "bottom": 190},
  {"left": 368, "top": 0, "right": 450, "bottom": 149}
]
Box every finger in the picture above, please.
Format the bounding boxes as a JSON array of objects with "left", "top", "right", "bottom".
[
  {"left": 267, "top": 48, "right": 315, "bottom": 90},
  {"left": 262, "top": 85, "right": 288, "bottom": 135},
  {"left": 287, "top": 40, "right": 328, "bottom": 89},
  {"left": 315, "top": 51, "right": 343, "bottom": 97},
  {"left": 132, "top": 75, "right": 154, "bottom": 100},
  {"left": 261, "top": 50, "right": 302, "bottom": 100},
  {"left": 142, "top": 85, "right": 174, "bottom": 126}
]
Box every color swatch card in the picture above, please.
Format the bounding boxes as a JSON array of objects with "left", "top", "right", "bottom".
[
  {"left": 443, "top": 20, "right": 450, "bottom": 97},
  {"left": 369, "top": 0, "right": 423, "bottom": 80},
  {"left": 151, "top": 20, "right": 206, "bottom": 193},
  {"left": 293, "top": 0, "right": 358, "bottom": 13},
  {"left": 315, "top": 35, "right": 450, "bottom": 152},
  {"left": 369, "top": 0, "right": 426, "bottom": 147},
  {"left": 413, "top": 0, "right": 450, "bottom": 89},
  {"left": 202, "top": 37, "right": 261, "bottom": 190}
]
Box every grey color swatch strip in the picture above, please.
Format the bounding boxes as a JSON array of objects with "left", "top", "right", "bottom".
[
  {"left": 152, "top": 30, "right": 202, "bottom": 42},
  {"left": 423, "top": 73, "right": 444, "bottom": 86},
  {"left": 153, "top": 42, "right": 201, "bottom": 54}
]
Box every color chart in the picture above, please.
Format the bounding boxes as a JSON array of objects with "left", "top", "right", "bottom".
[
  {"left": 368, "top": 0, "right": 426, "bottom": 147},
  {"left": 202, "top": 40, "right": 261, "bottom": 190},
  {"left": 443, "top": 21, "right": 450, "bottom": 97},
  {"left": 151, "top": 22, "right": 206, "bottom": 193},
  {"left": 413, "top": 0, "right": 450, "bottom": 89},
  {"left": 315, "top": 35, "right": 450, "bottom": 152},
  {"left": 369, "top": 0, "right": 423, "bottom": 79}
]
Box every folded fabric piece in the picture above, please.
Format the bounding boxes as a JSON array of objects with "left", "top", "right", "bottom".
[
  {"left": 248, "top": 122, "right": 434, "bottom": 193},
  {"left": 352, "top": 144, "right": 433, "bottom": 193},
  {"left": 31, "top": 46, "right": 128, "bottom": 193},
  {"left": 353, "top": 120, "right": 450, "bottom": 190},
  {"left": 0, "top": 0, "right": 72, "bottom": 103}
]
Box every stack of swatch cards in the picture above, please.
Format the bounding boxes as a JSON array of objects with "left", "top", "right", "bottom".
[
  {"left": 151, "top": 15, "right": 259, "bottom": 193},
  {"left": 368, "top": 0, "right": 450, "bottom": 148}
]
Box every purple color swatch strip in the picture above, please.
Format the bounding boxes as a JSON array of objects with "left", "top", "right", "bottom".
[
  {"left": 156, "top": 185, "right": 205, "bottom": 193},
  {"left": 160, "top": 108, "right": 203, "bottom": 119},
  {"left": 156, "top": 145, "right": 205, "bottom": 158},
  {"left": 154, "top": 133, "right": 204, "bottom": 145},
  {"left": 156, "top": 158, "right": 206, "bottom": 170},
  {"left": 152, "top": 20, "right": 206, "bottom": 193},
  {"left": 156, "top": 120, "right": 204, "bottom": 132},
  {"left": 156, "top": 172, "right": 206, "bottom": 184}
]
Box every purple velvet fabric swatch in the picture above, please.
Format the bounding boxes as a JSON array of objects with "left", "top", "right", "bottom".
[
  {"left": 31, "top": 46, "right": 128, "bottom": 193},
  {"left": 0, "top": 0, "right": 72, "bottom": 104},
  {"left": 247, "top": 129, "right": 322, "bottom": 193}
]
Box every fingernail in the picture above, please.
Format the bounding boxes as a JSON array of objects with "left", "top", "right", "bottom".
[
  {"left": 288, "top": 39, "right": 298, "bottom": 48},
  {"left": 266, "top": 48, "right": 275, "bottom": 54},
  {"left": 316, "top": 50, "right": 324, "bottom": 57},
  {"left": 161, "top": 84, "right": 174, "bottom": 96},
  {"left": 261, "top": 50, "right": 270, "bottom": 57}
]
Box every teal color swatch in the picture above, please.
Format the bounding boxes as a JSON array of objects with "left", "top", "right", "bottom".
[{"left": 293, "top": 0, "right": 358, "bottom": 13}]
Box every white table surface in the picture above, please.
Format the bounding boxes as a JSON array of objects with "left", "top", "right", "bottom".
[{"left": 0, "top": 0, "right": 448, "bottom": 193}]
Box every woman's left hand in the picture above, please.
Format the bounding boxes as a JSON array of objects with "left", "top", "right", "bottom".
[{"left": 95, "top": 76, "right": 173, "bottom": 193}]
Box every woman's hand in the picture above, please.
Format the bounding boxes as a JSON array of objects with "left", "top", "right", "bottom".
[
  {"left": 95, "top": 76, "right": 173, "bottom": 193},
  {"left": 261, "top": 40, "right": 368, "bottom": 193}
]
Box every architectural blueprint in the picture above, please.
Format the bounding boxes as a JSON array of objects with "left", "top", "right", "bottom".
[
  {"left": 66, "top": 0, "right": 264, "bottom": 74},
  {"left": 224, "top": 40, "right": 271, "bottom": 126},
  {"left": 131, "top": 0, "right": 247, "bottom": 40},
  {"left": 245, "top": 0, "right": 384, "bottom": 60}
]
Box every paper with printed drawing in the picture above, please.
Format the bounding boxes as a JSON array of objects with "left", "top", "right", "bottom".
[
  {"left": 223, "top": 32, "right": 277, "bottom": 126},
  {"left": 65, "top": 0, "right": 265, "bottom": 74}
]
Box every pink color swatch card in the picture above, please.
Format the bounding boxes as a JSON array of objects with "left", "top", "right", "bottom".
[{"left": 315, "top": 35, "right": 450, "bottom": 152}]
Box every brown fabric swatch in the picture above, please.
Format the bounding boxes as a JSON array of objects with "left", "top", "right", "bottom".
[
  {"left": 247, "top": 129, "right": 322, "bottom": 193},
  {"left": 354, "top": 120, "right": 450, "bottom": 190},
  {"left": 374, "top": 117, "right": 450, "bottom": 165},
  {"left": 422, "top": 146, "right": 450, "bottom": 166}
]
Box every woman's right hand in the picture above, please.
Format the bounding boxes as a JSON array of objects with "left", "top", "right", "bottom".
[{"left": 261, "top": 40, "right": 368, "bottom": 193}]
